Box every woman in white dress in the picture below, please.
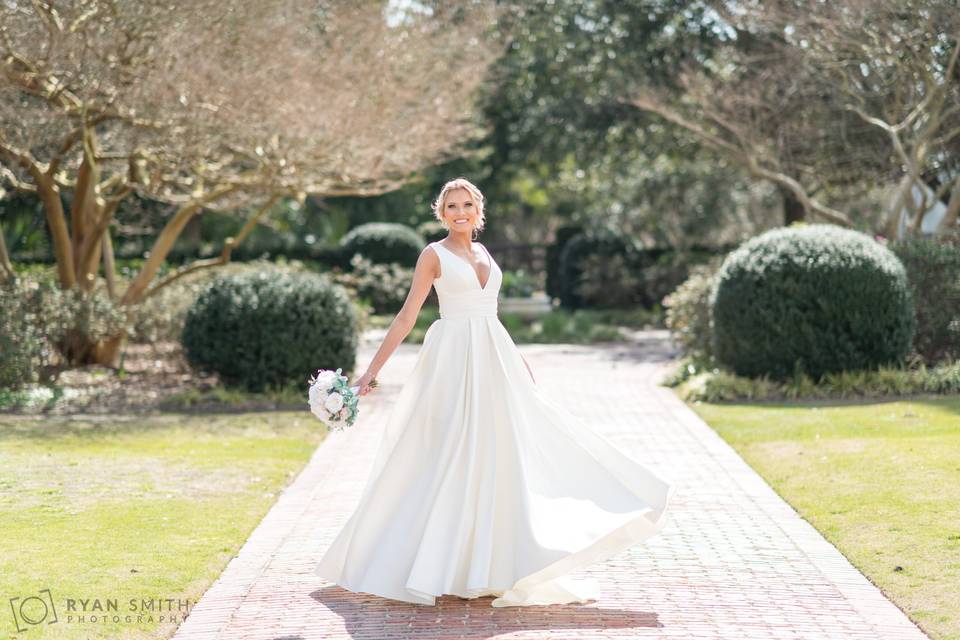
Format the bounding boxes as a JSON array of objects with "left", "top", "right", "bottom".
[{"left": 314, "top": 177, "right": 675, "bottom": 607}]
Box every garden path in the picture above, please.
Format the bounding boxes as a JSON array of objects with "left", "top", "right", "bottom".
[{"left": 172, "top": 330, "right": 927, "bottom": 640}]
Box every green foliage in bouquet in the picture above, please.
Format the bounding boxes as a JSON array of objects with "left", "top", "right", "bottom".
[
  {"left": 711, "top": 224, "right": 914, "bottom": 381},
  {"left": 182, "top": 270, "right": 358, "bottom": 392}
]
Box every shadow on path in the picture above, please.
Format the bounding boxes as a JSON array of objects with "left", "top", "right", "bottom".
[{"left": 313, "top": 585, "right": 662, "bottom": 639}]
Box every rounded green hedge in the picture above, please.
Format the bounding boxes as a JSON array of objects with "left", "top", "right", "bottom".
[
  {"left": 339, "top": 222, "right": 425, "bottom": 267},
  {"left": 181, "top": 270, "right": 358, "bottom": 392},
  {"left": 710, "top": 224, "right": 914, "bottom": 380}
]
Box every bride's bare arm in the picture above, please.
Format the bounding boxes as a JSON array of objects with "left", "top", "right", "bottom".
[{"left": 357, "top": 246, "right": 440, "bottom": 386}]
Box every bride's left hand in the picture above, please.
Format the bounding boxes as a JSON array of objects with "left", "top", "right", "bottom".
[{"left": 354, "top": 371, "right": 378, "bottom": 396}]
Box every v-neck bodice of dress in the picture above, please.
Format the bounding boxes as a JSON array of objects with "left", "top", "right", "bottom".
[{"left": 430, "top": 241, "right": 502, "bottom": 320}]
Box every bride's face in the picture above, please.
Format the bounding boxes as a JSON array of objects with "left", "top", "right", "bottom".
[{"left": 443, "top": 188, "right": 478, "bottom": 231}]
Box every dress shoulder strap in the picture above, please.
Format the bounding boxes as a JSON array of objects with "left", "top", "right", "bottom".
[
  {"left": 477, "top": 242, "right": 492, "bottom": 262},
  {"left": 429, "top": 242, "right": 446, "bottom": 279}
]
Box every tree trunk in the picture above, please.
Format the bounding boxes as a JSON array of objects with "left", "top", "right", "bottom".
[
  {"left": 35, "top": 176, "right": 77, "bottom": 288},
  {"left": 93, "top": 333, "right": 126, "bottom": 368},
  {"left": 57, "top": 327, "right": 127, "bottom": 368},
  {"left": 0, "top": 220, "right": 16, "bottom": 283},
  {"left": 102, "top": 230, "right": 117, "bottom": 300},
  {"left": 71, "top": 141, "right": 97, "bottom": 283}
]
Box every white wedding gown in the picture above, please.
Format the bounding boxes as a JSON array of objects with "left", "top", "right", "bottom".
[{"left": 314, "top": 240, "right": 675, "bottom": 607}]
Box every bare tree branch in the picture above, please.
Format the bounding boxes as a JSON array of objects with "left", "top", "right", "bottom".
[{"left": 142, "top": 193, "right": 282, "bottom": 299}]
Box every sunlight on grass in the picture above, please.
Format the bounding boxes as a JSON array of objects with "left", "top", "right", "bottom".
[
  {"left": 690, "top": 396, "right": 960, "bottom": 640},
  {"left": 0, "top": 412, "right": 326, "bottom": 639}
]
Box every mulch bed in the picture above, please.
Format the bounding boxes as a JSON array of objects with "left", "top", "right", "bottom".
[
  {"left": 1, "top": 341, "right": 221, "bottom": 416},
  {"left": 3, "top": 332, "right": 388, "bottom": 416}
]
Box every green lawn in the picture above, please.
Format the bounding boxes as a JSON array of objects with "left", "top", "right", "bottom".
[
  {"left": 690, "top": 395, "right": 960, "bottom": 640},
  {"left": 0, "top": 412, "right": 326, "bottom": 639}
]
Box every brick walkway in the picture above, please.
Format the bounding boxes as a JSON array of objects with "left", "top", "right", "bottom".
[{"left": 172, "top": 330, "right": 928, "bottom": 640}]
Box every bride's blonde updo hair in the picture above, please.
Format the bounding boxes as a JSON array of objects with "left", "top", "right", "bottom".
[{"left": 431, "top": 177, "right": 486, "bottom": 235}]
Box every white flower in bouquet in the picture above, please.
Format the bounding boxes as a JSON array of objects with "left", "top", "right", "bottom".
[
  {"left": 324, "top": 391, "right": 345, "bottom": 414},
  {"left": 307, "top": 367, "right": 378, "bottom": 432},
  {"left": 313, "top": 369, "right": 339, "bottom": 390}
]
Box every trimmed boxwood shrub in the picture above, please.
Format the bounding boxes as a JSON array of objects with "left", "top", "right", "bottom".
[
  {"left": 181, "top": 270, "right": 357, "bottom": 392},
  {"left": 888, "top": 235, "right": 960, "bottom": 365},
  {"left": 710, "top": 224, "right": 914, "bottom": 380},
  {"left": 338, "top": 222, "right": 425, "bottom": 268}
]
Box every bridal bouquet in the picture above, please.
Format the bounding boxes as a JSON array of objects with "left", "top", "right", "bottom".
[{"left": 307, "top": 367, "right": 378, "bottom": 432}]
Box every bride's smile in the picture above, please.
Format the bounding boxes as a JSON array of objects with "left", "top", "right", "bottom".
[{"left": 444, "top": 192, "right": 478, "bottom": 230}]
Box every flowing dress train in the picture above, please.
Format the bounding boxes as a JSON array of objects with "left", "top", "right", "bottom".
[{"left": 314, "top": 240, "right": 676, "bottom": 606}]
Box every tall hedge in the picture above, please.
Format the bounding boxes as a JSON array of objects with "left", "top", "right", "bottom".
[
  {"left": 889, "top": 236, "right": 960, "bottom": 365},
  {"left": 710, "top": 224, "right": 914, "bottom": 380},
  {"left": 182, "top": 270, "right": 357, "bottom": 392},
  {"left": 556, "top": 231, "right": 642, "bottom": 309},
  {"left": 545, "top": 224, "right": 585, "bottom": 300}
]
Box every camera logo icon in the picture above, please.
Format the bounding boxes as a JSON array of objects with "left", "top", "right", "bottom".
[{"left": 9, "top": 589, "right": 58, "bottom": 632}]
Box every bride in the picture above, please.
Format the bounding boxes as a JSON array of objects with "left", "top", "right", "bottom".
[{"left": 314, "top": 177, "right": 675, "bottom": 607}]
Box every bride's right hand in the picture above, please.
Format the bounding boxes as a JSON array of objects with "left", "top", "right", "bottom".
[{"left": 355, "top": 371, "right": 378, "bottom": 396}]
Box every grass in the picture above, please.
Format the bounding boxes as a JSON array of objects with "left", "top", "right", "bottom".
[
  {"left": 689, "top": 395, "right": 960, "bottom": 640},
  {"left": 0, "top": 412, "right": 327, "bottom": 639},
  {"left": 158, "top": 382, "right": 307, "bottom": 412}
]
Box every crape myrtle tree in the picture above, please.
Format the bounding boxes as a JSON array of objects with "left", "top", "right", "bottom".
[
  {"left": 0, "top": 0, "right": 504, "bottom": 365},
  {"left": 624, "top": 0, "right": 960, "bottom": 236}
]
